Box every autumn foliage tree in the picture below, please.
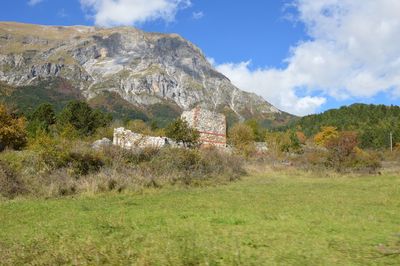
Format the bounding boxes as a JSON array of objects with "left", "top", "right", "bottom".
[
  {"left": 296, "top": 131, "right": 307, "bottom": 145},
  {"left": 0, "top": 104, "right": 27, "bottom": 151},
  {"left": 325, "top": 131, "right": 358, "bottom": 170},
  {"left": 314, "top": 126, "right": 339, "bottom": 146}
]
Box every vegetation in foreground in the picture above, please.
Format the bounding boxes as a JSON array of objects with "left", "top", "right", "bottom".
[
  {"left": 0, "top": 100, "right": 400, "bottom": 264},
  {"left": 0, "top": 100, "right": 397, "bottom": 199},
  {"left": 1, "top": 169, "right": 400, "bottom": 265}
]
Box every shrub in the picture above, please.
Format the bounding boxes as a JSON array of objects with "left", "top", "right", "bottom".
[
  {"left": 67, "top": 152, "right": 104, "bottom": 177},
  {"left": 165, "top": 118, "right": 199, "bottom": 148},
  {"left": 28, "top": 133, "right": 104, "bottom": 176},
  {"left": 101, "top": 145, "right": 160, "bottom": 167},
  {"left": 265, "top": 130, "right": 303, "bottom": 158},
  {"left": 296, "top": 131, "right": 307, "bottom": 145},
  {"left": 352, "top": 148, "right": 382, "bottom": 173},
  {"left": 143, "top": 147, "right": 244, "bottom": 185},
  {"left": 0, "top": 160, "right": 26, "bottom": 199},
  {"left": 0, "top": 104, "right": 27, "bottom": 151},
  {"left": 325, "top": 131, "right": 358, "bottom": 170},
  {"left": 245, "top": 119, "right": 266, "bottom": 142},
  {"left": 314, "top": 126, "right": 339, "bottom": 146},
  {"left": 29, "top": 133, "right": 70, "bottom": 171},
  {"left": 228, "top": 123, "right": 255, "bottom": 156}
]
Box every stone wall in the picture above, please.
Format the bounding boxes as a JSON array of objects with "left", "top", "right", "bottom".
[
  {"left": 181, "top": 107, "right": 227, "bottom": 147},
  {"left": 113, "top": 108, "right": 227, "bottom": 150},
  {"left": 113, "top": 127, "right": 176, "bottom": 149}
]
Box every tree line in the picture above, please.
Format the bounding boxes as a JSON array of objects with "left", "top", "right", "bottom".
[{"left": 289, "top": 103, "right": 400, "bottom": 149}]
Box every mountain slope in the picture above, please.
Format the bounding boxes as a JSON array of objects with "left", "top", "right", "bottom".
[
  {"left": 0, "top": 22, "right": 293, "bottom": 125},
  {"left": 291, "top": 103, "right": 400, "bottom": 148}
]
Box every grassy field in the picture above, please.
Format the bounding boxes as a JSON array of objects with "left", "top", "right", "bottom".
[{"left": 1, "top": 170, "right": 400, "bottom": 265}]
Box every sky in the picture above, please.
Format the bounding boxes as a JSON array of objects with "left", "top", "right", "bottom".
[{"left": 1, "top": 0, "right": 400, "bottom": 116}]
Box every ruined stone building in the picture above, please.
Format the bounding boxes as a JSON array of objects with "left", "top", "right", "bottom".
[
  {"left": 181, "top": 107, "right": 227, "bottom": 147},
  {"left": 112, "top": 107, "right": 227, "bottom": 150},
  {"left": 113, "top": 128, "right": 176, "bottom": 149}
]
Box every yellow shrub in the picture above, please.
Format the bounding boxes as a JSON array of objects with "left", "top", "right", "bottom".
[{"left": 314, "top": 126, "right": 339, "bottom": 146}]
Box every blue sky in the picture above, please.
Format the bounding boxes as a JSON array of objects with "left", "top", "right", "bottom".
[{"left": 2, "top": 0, "right": 400, "bottom": 115}]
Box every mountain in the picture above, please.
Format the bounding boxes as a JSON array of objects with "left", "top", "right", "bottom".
[
  {"left": 0, "top": 22, "right": 293, "bottom": 127},
  {"left": 290, "top": 103, "right": 400, "bottom": 149}
]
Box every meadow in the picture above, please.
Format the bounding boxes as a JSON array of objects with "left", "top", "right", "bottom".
[{"left": 1, "top": 168, "right": 399, "bottom": 265}]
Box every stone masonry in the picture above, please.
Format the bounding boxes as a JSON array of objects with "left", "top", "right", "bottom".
[
  {"left": 113, "top": 128, "right": 176, "bottom": 149},
  {"left": 112, "top": 107, "right": 227, "bottom": 150},
  {"left": 181, "top": 107, "right": 227, "bottom": 147}
]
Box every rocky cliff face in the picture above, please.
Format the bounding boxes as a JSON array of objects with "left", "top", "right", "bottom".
[{"left": 0, "top": 22, "right": 285, "bottom": 120}]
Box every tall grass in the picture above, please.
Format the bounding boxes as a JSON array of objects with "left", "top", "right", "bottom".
[{"left": 0, "top": 136, "right": 244, "bottom": 199}]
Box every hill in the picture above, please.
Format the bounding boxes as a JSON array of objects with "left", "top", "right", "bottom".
[
  {"left": 292, "top": 103, "right": 400, "bottom": 148},
  {"left": 0, "top": 22, "right": 294, "bottom": 127}
]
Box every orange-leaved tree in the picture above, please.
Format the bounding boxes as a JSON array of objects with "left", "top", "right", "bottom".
[
  {"left": 325, "top": 131, "right": 358, "bottom": 170},
  {"left": 0, "top": 104, "right": 27, "bottom": 151},
  {"left": 314, "top": 126, "right": 339, "bottom": 147}
]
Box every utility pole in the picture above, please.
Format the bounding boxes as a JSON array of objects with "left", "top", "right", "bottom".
[{"left": 390, "top": 132, "right": 393, "bottom": 152}]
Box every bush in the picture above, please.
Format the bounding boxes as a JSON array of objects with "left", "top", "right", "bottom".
[
  {"left": 314, "top": 126, "right": 339, "bottom": 146},
  {"left": 352, "top": 148, "right": 382, "bottom": 173},
  {"left": 142, "top": 147, "right": 244, "bottom": 185},
  {"left": 0, "top": 160, "right": 26, "bottom": 199},
  {"left": 265, "top": 130, "right": 303, "bottom": 158},
  {"left": 0, "top": 131, "right": 245, "bottom": 198},
  {"left": 325, "top": 131, "right": 358, "bottom": 171},
  {"left": 0, "top": 104, "right": 27, "bottom": 151},
  {"left": 67, "top": 152, "right": 104, "bottom": 177},
  {"left": 228, "top": 123, "right": 255, "bottom": 156},
  {"left": 29, "top": 133, "right": 70, "bottom": 171},
  {"left": 29, "top": 133, "right": 104, "bottom": 176},
  {"left": 165, "top": 118, "right": 199, "bottom": 148},
  {"left": 101, "top": 145, "right": 160, "bottom": 167},
  {"left": 290, "top": 132, "right": 382, "bottom": 173}
]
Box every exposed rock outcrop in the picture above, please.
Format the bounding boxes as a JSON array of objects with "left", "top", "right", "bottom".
[{"left": 0, "top": 22, "right": 285, "bottom": 120}]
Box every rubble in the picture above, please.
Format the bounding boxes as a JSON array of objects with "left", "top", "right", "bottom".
[
  {"left": 92, "top": 138, "right": 112, "bottom": 150},
  {"left": 113, "top": 128, "right": 177, "bottom": 149}
]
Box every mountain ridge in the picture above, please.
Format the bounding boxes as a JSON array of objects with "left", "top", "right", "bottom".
[{"left": 0, "top": 22, "right": 294, "bottom": 126}]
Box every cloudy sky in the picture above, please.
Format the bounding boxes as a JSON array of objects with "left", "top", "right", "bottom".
[{"left": 2, "top": 0, "right": 400, "bottom": 115}]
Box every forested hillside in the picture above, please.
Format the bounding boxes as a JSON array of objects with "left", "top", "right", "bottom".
[{"left": 293, "top": 104, "right": 400, "bottom": 149}]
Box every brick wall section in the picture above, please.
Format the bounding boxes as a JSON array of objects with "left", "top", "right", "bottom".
[{"left": 181, "top": 107, "right": 227, "bottom": 147}]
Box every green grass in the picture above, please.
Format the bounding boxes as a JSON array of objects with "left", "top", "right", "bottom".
[{"left": 1, "top": 171, "right": 400, "bottom": 265}]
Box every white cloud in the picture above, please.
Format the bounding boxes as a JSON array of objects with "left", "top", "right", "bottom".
[
  {"left": 192, "top": 11, "right": 204, "bottom": 20},
  {"left": 80, "top": 0, "right": 191, "bottom": 27},
  {"left": 214, "top": 0, "right": 400, "bottom": 116},
  {"left": 28, "top": 0, "right": 43, "bottom": 6},
  {"left": 215, "top": 61, "right": 326, "bottom": 115}
]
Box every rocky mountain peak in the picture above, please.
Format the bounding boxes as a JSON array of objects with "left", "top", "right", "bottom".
[{"left": 0, "top": 22, "right": 290, "bottom": 124}]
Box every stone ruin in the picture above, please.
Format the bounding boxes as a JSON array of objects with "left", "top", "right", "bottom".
[
  {"left": 181, "top": 107, "right": 227, "bottom": 147},
  {"left": 113, "top": 128, "right": 177, "bottom": 149},
  {"left": 110, "top": 107, "right": 227, "bottom": 150},
  {"left": 95, "top": 107, "right": 272, "bottom": 153}
]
